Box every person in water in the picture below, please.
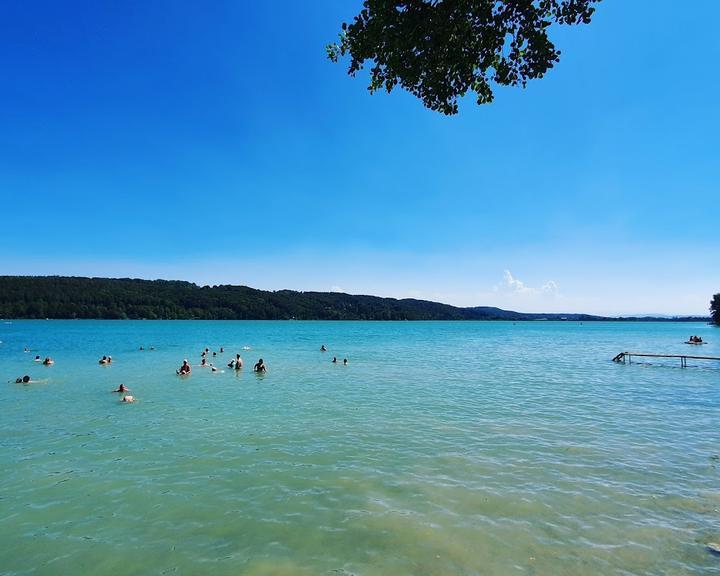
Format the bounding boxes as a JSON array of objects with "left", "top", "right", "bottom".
[
  {"left": 320, "top": 345, "right": 327, "bottom": 352},
  {"left": 121, "top": 395, "right": 135, "bottom": 403},
  {"left": 201, "top": 358, "right": 208, "bottom": 367},
  {"left": 15, "top": 375, "right": 31, "bottom": 383},
  {"left": 234, "top": 354, "right": 243, "bottom": 369},
  {"left": 177, "top": 359, "right": 191, "bottom": 375},
  {"left": 113, "top": 383, "right": 130, "bottom": 393},
  {"left": 99, "top": 355, "right": 108, "bottom": 364},
  {"left": 343, "top": 358, "right": 348, "bottom": 365},
  {"left": 332, "top": 356, "right": 337, "bottom": 363},
  {"left": 253, "top": 358, "right": 266, "bottom": 373},
  {"left": 42, "top": 357, "right": 54, "bottom": 365},
  {"left": 34, "top": 355, "right": 41, "bottom": 362},
  {"left": 107, "top": 356, "right": 113, "bottom": 364}
]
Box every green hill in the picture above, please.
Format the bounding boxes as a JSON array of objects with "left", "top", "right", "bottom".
[{"left": 0, "top": 276, "right": 709, "bottom": 322}]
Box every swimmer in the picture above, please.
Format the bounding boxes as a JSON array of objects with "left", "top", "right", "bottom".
[
  {"left": 15, "top": 375, "right": 31, "bottom": 384},
  {"left": 121, "top": 395, "right": 135, "bottom": 403},
  {"left": 112, "top": 383, "right": 130, "bottom": 393},
  {"left": 253, "top": 358, "right": 266, "bottom": 373},
  {"left": 177, "top": 359, "right": 191, "bottom": 375},
  {"left": 332, "top": 356, "right": 337, "bottom": 363},
  {"left": 220, "top": 347, "right": 225, "bottom": 353},
  {"left": 24, "top": 347, "right": 30, "bottom": 353},
  {"left": 343, "top": 358, "right": 348, "bottom": 365},
  {"left": 99, "top": 355, "right": 108, "bottom": 365},
  {"left": 149, "top": 346, "right": 155, "bottom": 351},
  {"left": 139, "top": 346, "right": 144, "bottom": 351},
  {"left": 201, "top": 358, "right": 208, "bottom": 367},
  {"left": 107, "top": 356, "right": 113, "bottom": 364},
  {"left": 234, "top": 354, "right": 243, "bottom": 370},
  {"left": 42, "top": 357, "right": 54, "bottom": 365},
  {"left": 320, "top": 345, "right": 327, "bottom": 352},
  {"left": 34, "top": 355, "right": 41, "bottom": 362},
  {"left": 212, "top": 351, "right": 217, "bottom": 357}
]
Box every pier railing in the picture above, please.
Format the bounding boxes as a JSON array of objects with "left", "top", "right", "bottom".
[{"left": 613, "top": 352, "right": 720, "bottom": 368}]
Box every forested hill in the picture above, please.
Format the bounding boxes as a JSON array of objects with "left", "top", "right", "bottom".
[{"left": 0, "top": 276, "right": 709, "bottom": 321}]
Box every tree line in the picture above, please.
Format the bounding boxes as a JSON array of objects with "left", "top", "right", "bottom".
[
  {"left": 0, "top": 276, "right": 711, "bottom": 322},
  {"left": 0, "top": 276, "right": 507, "bottom": 320}
]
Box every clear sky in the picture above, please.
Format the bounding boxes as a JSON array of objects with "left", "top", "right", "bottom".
[{"left": 1, "top": 1, "right": 718, "bottom": 316}]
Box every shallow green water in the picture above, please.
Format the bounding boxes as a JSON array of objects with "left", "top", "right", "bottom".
[{"left": 1, "top": 320, "right": 719, "bottom": 575}]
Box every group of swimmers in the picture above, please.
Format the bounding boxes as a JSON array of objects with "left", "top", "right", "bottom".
[
  {"left": 688, "top": 335, "right": 704, "bottom": 343},
  {"left": 25, "top": 348, "right": 54, "bottom": 365},
  {"left": 177, "top": 347, "right": 267, "bottom": 375},
  {"left": 321, "top": 345, "right": 349, "bottom": 365},
  {"left": 12, "top": 342, "right": 345, "bottom": 393},
  {"left": 13, "top": 352, "right": 53, "bottom": 383}
]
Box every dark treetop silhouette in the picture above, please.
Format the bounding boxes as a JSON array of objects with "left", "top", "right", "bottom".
[
  {"left": 711, "top": 293, "right": 720, "bottom": 325},
  {"left": 328, "top": 0, "right": 600, "bottom": 114}
]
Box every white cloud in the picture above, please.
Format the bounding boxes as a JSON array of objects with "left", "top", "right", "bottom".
[
  {"left": 498, "top": 270, "right": 532, "bottom": 294},
  {"left": 330, "top": 285, "right": 345, "bottom": 293},
  {"left": 495, "top": 270, "right": 561, "bottom": 298}
]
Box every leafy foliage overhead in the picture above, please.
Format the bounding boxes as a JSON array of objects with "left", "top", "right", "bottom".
[
  {"left": 328, "top": 0, "right": 600, "bottom": 114},
  {"left": 711, "top": 293, "right": 720, "bottom": 325}
]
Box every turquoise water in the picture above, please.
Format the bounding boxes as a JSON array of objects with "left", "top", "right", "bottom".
[{"left": 1, "top": 320, "right": 719, "bottom": 575}]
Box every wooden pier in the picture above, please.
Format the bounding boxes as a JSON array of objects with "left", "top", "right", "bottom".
[{"left": 613, "top": 352, "right": 720, "bottom": 368}]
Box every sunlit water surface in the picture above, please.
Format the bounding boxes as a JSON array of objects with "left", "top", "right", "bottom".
[{"left": 1, "top": 320, "right": 719, "bottom": 575}]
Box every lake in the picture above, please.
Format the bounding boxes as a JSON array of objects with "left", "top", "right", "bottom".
[{"left": 1, "top": 320, "right": 718, "bottom": 575}]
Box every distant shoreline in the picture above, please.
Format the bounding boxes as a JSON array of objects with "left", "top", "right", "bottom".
[
  {"left": 2, "top": 318, "right": 712, "bottom": 323},
  {"left": 0, "top": 275, "right": 712, "bottom": 322}
]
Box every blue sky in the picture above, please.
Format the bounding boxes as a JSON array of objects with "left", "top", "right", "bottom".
[{"left": 1, "top": 1, "right": 718, "bottom": 315}]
